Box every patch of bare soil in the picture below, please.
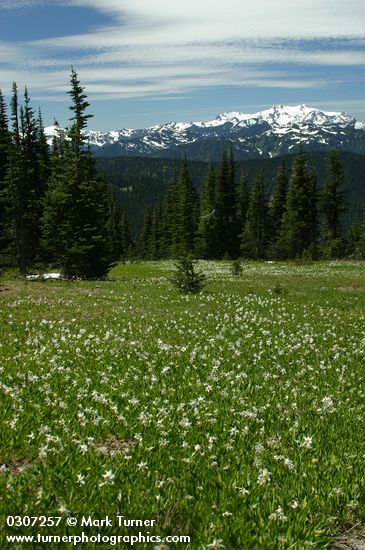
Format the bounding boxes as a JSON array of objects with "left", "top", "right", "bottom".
[
  {"left": 331, "top": 526, "right": 365, "bottom": 549},
  {"left": 94, "top": 436, "right": 136, "bottom": 456},
  {"left": 1, "top": 458, "right": 32, "bottom": 476}
]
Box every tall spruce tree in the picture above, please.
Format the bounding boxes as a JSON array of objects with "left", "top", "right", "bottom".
[
  {"left": 36, "top": 109, "right": 51, "bottom": 194},
  {"left": 195, "top": 162, "right": 217, "bottom": 258},
  {"left": 42, "top": 69, "right": 111, "bottom": 278},
  {"left": 214, "top": 149, "right": 239, "bottom": 258},
  {"left": 320, "top": 151, "right": 347, "bottom": 258},
  {"left": 21, "top": 87, "right": 46, "bottom": 265},
  {"left": 237, "top": 170, "right": 249, "bottom": 231},
  {"left": 4, "top": 83, "right": 30, "bottom": 272},
  {"left": 149, "top": 203, "right": 163, "bottom": 260},
  {"left": 279, "top": 149, "right": 318, "bottom": 259},
  {"left": 268, "top": 161, "right": 288, "bottom": 258},
  {"left": 240, "top": 170, "right": 268, "bottom": 259},
  {"left": 140, "top": 208, "right": 153, "bottom": 259},
  {"left": 107, "top": 185, "right": 135, "bottom": 263},
  {"left": 108, "top": 186, "right": 124, "bottom": 262},
  {"left": 359, "top": 208, "right": 365, "bottom": 259},
  {"left": 120, "top": 211, "right": 135, "bottom": 260},
  {"left": 346, "top": 216, "right": 362, "bottom": 258},
  {"left": 0, "top": 91, "right": 9, "bottom": 182},
  {"left": 1, "top": 86, "right": 50, "bottom": 271},
  {"left": 171, "top": 158, "right": 198, "bottom": 257},
  {"left": 0, "top": 90, "right": 11, "bottom": 264},
  {"left": 41, "top": 124, "right": 71, "bottom": 266},
  {"left": 160, "top": 162, "right": 179, "bottom": 258}
]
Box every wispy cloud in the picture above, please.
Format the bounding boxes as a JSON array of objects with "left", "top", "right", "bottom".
[
  {"left": 0, "top": 0, "right": 46, "bottom": 9},
  {"left": 59, "top": 0, "right": 365, "bottom": 42},
  {"left": 0, "top": 0, "right": 364, "bottom": 125}
]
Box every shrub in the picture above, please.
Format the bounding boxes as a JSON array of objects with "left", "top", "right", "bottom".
[
  {"left": 230, "top": 259, "right": 243, "bottom": 276},
  {"left": 170, "top": 256, "right": 206, "bottom": 294}
]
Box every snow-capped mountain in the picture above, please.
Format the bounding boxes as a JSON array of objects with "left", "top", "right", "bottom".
[{"left": 45, "top": 104, "right": 365, "bottom": 161}]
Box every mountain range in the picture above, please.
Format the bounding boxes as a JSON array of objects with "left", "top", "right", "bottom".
[{"left": 45, "top": 104, "right": 365, "bottom": 161}]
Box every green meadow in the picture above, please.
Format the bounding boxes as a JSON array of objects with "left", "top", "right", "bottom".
[{"left": 0, "top": 261, "right": 364, "bottom": 549}]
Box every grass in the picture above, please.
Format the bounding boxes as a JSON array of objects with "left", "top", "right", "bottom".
[{"left": 0, "top": 260, "right": 364, "bottom": 549}]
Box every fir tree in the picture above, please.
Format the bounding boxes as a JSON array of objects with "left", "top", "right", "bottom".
[
  {"left": 149, "top": 203, "right": 163, "bottom": 260},
  {"left": 214, "top": 149, "right": 239, "bottom": 258},
  {"left": 36, "top": 109, "right": 50, "bottom": 193},
  {"left": 240, "top": 170, "right": 268, "bottom": 259},
  {"left": 359, "top": 209, "right": 365, "bottom": 259},
  {"left": 171, "top": 158, "right": 198, "bottom": 257},
  {"left": 42, "top": 69, "right": 111, "bottom": 278},
  {"left": 120, "top": 211, "right": 135, "bottom": 260},
  {"left": 346, "top": 217, "right": 362, "bottom": 258},
  {"left": 279, "top": 149, "right": 318, "bottom": 259},
  {"left": 160, "top": 162, "right": 179, "bottom": 257},
  {"left": 67, "top": 67, "right": 93, "bottom": 161},
  {"left": 1, "top": 86, "right": 49, "bottom": 271},
  {"left": 21, "top": 87, "right": 46, "bottom": 265},
  {"left": 10, "top": 83, "right": 20, "bottom": 147},
  {"left": 268, "top": 161, "right": 288, "bottom": 258},
  {"left": 170, "top": 256, "right": 206, "bottom": 294},
  {"left": 320, "top": 151, "right": 347, "bottom": 258},
  {"left": 237, "top": 170, "right": 249, "bottom": 230},
  {"left": 0, "top": 91, "right": 11, "bottom": 264},
  {"left": 3, "top": 83, "right": 31, "bottom": 273},
  {"left": 0, "top": 90, "right": 9, "bottom": 182},
  {"left": 195, "top": 162, "right": 217, "bottom": 258},
  {"left": 140, "top": 208, "right": 153, "bottom": 259},
  {"left": 107, "top": 186, "right": 124, "bottom": 262}
]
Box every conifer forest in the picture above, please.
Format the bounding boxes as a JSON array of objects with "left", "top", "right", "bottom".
[{"left": 1, "top": 71, "right": 365, "bottom": 279}]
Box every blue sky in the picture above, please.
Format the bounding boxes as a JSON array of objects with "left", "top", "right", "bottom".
[{"left": 0, "top": 0, "right": 364, "bottom": 131}]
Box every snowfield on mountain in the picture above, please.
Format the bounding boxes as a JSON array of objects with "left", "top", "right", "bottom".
[{"left": 45, "top": 104, "right": 365, "bottom": 161}]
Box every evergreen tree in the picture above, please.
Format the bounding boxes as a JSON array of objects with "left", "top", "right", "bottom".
[
  {"left": 278, "top": 149, "right": 318, "bottom": 259},
  {"left": 67, "top": 67, "right": 93, "bottom": 162},
  {"left": 171, "top": 158, "right": 198, "bottom": 257},
  {"left": 42, "top": 69, "right": 111, "bottom": 278},
  {"left": 214, "top": 149, "right": 239, "bottom": 258},
  {"left": 0, "top": 91, "right": 11, "bottom": 264},
  {"left": 10, "top": 83, "right": 20, "bottom": 146},
  {"left": 346, "top": 216, "right": 362, "bottom": 258},
  {"left": 3, "top": 83, "right": 31, "bottom": 273},
  {"left": 268, "top": 161, "right": 288, "bottom": 257},
  {"left": 149, "top": 202, "right": 163, "bottom": 260},
  {"left": 140, "top": 208, "right": 153, "bottom": 259},
  {"left": 237, "top": 170, "right": 249, "bottom": 230},
  {"left": 41, "top": 128, "right": 71, "bottom": 266},
  {"left": 359, "top": 209, "right": 365, "bottom": 259},
  {"left": 36, "top": 109, "right": 51, "bottom": 193},
  {"left": 160, "top": 162, "right": 179, "bottom": 257},
  {"left": 240, "top": 170, "right": 268, "bottom": 259},
  {"left": 21, "top": 87, "right": 46, "bottom": 265},
  {"left": 320, "top": 151, "right": 347, "bottom": 258},
  {"left": 106, "top": 184, "right": 135, "bottom": 263},
  {"left": 195, "top": 162, "right": 217, "bottom": 258},
  {"left": 120, "top": 210, "right": 135, "bottom": 260},
  {"left": 170, "top": 256, "right": 206, "bottom": 294},
  {"left": 108, "top": 186, "right": 124, "bottom": 262},
  {"left": 1, "top": 86, "right": 50, "bottom": 271},
  {"left": 0, "top": 90, "right": 9, "bottom": 182}
]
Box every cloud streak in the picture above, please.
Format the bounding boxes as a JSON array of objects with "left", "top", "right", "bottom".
[{"left": 0, "top": 0, "right": 364, "bottom": 126}]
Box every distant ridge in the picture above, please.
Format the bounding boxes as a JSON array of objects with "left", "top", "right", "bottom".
[{"left": 46, "top": 104, "right": 365, "bottom": 161}]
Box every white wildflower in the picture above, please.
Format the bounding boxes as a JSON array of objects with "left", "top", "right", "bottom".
[
  {"left": 207, "top": 539, "right": 225, "bottom": 549},
  {"left": 257, "top": 468, "right": 272, "bottom": 485}
]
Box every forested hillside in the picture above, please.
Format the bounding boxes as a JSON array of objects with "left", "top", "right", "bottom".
[
  {"left": 1, "top": 71, "right": 365, "bottom": 271},
  {"left": 96, "top": 151, "right": 365, "bottom": 238}
]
